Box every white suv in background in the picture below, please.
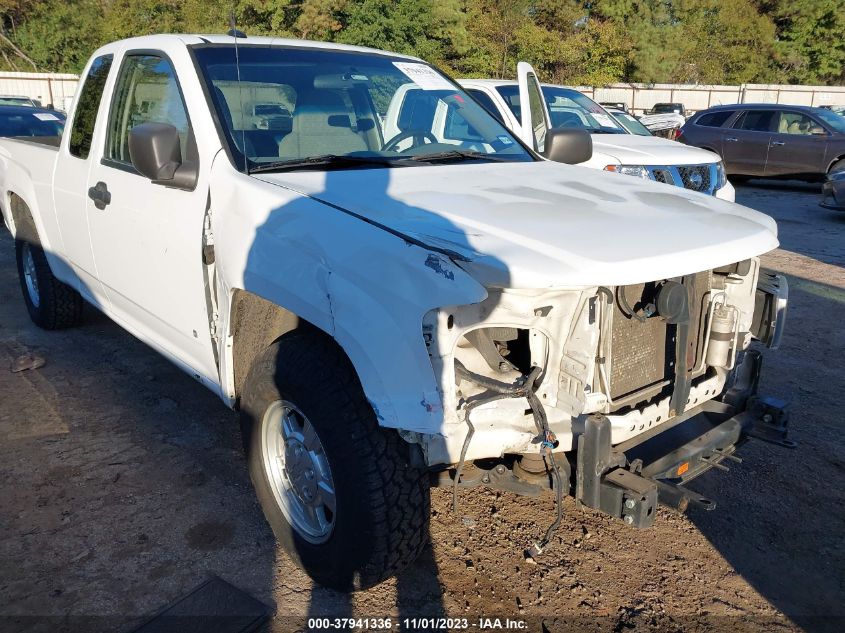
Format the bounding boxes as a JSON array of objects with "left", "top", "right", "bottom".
[{"left": 459, "top": 76, "right": 735, "bottom": 201}]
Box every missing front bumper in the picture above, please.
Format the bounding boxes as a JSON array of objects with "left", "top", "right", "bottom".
[{"left": 575, "top": 368, "right": 793, "bottom": 528}]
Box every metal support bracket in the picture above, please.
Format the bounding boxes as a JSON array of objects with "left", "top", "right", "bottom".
[
  {"left": 576, "top": 414, "right": 657, "bottom": 528},
  {"left": 746, "top": 395, "right": 796, "bottom": 448},
  {"left": 436, "top": 461, "right": 567, "bottom": 498}
]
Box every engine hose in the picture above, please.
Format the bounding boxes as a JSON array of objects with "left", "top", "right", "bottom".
[
  {"left": 454, "top": 359, "right": 530, "bottom": 395},
  {"left": 526, "top": 384, "right": 564, "bottom": 550},
  {"left": 452, "top": 392, "right": 512, "bottom": 513},
  {"left": 451, "top": 363, "right": 543, "bottom": 513},
  {"left": 597, "top": 286, "right": 614, "bottom": 305},
  {"left": 538, "top": 450, "right": 564, "bottom": 548},
  {"left": 616, "top": 285, "right": 649, "bottom": 323}
]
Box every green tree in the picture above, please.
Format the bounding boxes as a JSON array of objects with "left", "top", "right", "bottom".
[
  {"left": 762, "top": 0, "right": 845, "bottom": 84},
  {"left": 673, "top": 0, "right": 776, "bottom": 84},
  {"left": 12, "top": 0, "right": 102, "bottom": 72},
  {"left": 593, "top": 0, "right": 777, "bottom": 84},
  {"left": 335, "top": 0, "right": 467, "bottom": 70}
]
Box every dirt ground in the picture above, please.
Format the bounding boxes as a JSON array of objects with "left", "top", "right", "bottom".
[{"left": 1, "top": 180, "right": 843, "bottom": 633}]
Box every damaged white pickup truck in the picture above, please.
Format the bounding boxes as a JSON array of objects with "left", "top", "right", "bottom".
[{"left": 0, "top": 34, "right": 791, "bottom": 589}]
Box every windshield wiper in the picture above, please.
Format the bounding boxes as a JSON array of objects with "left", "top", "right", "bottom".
[
  {"left": 409, "top": 150, "right": 509, "bottom": 164},
  {"left": 249, "top": 154, "right": 403, "bottom": 174}
]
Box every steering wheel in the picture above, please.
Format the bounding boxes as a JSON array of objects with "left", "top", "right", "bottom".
[{"left": 383, "top": 129, "right": 438, "bottom": 153}]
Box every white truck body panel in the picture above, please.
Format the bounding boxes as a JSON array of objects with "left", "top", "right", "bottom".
[{"left": 256, "top": 162, "right": 773, "bottom": 289}]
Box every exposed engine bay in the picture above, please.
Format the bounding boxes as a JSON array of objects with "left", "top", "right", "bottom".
[
  {"left": 419, "top": 256, "right": 790, "bottom": 545},
  {"left": 421, "top": 258, "right": 772, "bottom": 466}
]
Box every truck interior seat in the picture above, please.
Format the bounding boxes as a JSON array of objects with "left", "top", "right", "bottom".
[
  {"left": 278, "top": 90, "right": 368, "bottom": 158},
  {"left": 212, "top": 85, "right": 257, "bottom": 157}
]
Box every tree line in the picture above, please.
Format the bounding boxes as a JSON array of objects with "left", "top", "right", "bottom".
[{"left": 0, "top": 0, "right": 843, "bottom": 86}]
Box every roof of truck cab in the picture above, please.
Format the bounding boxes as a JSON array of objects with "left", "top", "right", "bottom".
[{"left": 103, "top": 33, "right": 421, "bottom": 61}]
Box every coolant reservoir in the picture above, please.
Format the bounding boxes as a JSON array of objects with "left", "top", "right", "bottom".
[{"left": 705, "top": 304, "right": 737, "bottom": 368}]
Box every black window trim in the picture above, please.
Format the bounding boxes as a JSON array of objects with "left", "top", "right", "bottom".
[
  {"left": 694, "top": 109, "right": 736, "bottom": 128},
  {"left": 731, "top": 109, "right": 777, "bottom": 133},
  {"left": 100, "top": 48, "right": 198, "bottom": 179},
  {"left": 67, "top": 53, "right": 114, "bottom": 160},
  {"left": 465, "top": 87, "right": 505, "bottom": 125}
]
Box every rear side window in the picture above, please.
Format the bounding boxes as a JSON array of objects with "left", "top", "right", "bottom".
[
  {"left": 69, "top": 55, "right": 113, "bottom": 159},
  {"left": 776, "top": 111, "right": 818, "bottom": 135},
  {"left": 735, "top": 110, "right": 775, "bottom": 132},
  {"left": 695, "top": 111, "right": 734, "bottom": 127},
  {"left": 106, "top": 54, "right": 190, "bottom": 166}
]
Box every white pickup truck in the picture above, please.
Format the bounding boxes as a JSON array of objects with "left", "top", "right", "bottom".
[
  {"left": 459, "top": 72, "right": 734, "bottom": 201},
  {"left": 0, "top": 34, "right": 790, "bottom": 590}
]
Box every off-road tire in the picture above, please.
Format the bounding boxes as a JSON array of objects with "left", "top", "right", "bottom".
[
  {"left": 240, "top": 331, "right": 430, "bottom": 590},
  {"left": 15, "top": 239, "right": 83, "bottom": 330}
]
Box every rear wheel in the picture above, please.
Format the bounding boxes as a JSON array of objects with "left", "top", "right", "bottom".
[
  {"left": 15, "top": 240, "right": 83, "bottom": 330},
  {"left": 240, "top": 332, "right": 430, "bottom": 589}
]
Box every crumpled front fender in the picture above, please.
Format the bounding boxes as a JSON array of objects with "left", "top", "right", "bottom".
[{"left": 212, "top": 161, "right": 487, "bottom": 433}]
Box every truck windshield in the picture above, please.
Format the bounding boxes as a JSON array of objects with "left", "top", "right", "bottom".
[
  {"left": 495, "top": 84, "right": 625, "bottom": 135},
  {"left": 192, "top": 46, "right": 533, "bottom": 171}
]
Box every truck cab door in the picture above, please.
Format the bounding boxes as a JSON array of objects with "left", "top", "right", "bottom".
[
  {"left": 83, "top": 51, "right": 218, "bottom": 383},
  {"left": 52, "top": 53, "right": 114, "bottom": 302},
  {"left": 516, "top": 62, "right": 552, "bottom": 154}
]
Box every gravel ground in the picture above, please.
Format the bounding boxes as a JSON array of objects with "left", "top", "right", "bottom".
[{"left": 0, "top": 180, "right": 843, "bottom": 633}]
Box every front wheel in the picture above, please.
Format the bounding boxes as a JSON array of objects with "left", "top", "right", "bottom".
[
  {"left": 15, "top": 240, "right": 83, "bottom": 330},
  {"left": 240, "top": 332, "right": 430, "bottom": 590},
  {"left": 829, "top": 159, "right": 845, "bottom": 176}
]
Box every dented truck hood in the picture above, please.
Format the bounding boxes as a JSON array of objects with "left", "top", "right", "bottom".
[{"left": 255, "top": 161, "right": 778, "bottom": 288}]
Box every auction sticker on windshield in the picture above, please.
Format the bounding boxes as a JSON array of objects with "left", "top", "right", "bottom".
[
  {"left": 393, "top": 62, "right": 453, "bottom": 90},
  {"left": 592, "top": 113, "right": 620, "bottom": 129}
]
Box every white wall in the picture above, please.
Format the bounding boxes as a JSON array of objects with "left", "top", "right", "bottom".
[
  {"left": 0, "top": 72, "right": 79, "bottom": 112},
  {"left": 590, "top": 82, "right": 845, "bottom": 115},
  {"left": 4, "top": 70, "right": 845, "bottom": 117}
]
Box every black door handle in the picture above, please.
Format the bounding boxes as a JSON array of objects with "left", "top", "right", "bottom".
[{"left": 87, "top": 181, "right": 111, "bottom": 210}]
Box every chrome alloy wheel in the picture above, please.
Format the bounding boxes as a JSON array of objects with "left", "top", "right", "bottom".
[
  {"left": 260, "top": 400, "right": 336, "bottom": 543},
  {"left": 21, "top": 243, "right": 40, "bottom": 308}
]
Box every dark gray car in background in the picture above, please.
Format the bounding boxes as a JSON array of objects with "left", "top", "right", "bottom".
[{"left": 678, "top": 104, "right": 845, "bottom": 180}]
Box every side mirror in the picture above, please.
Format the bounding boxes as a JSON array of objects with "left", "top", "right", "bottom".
[
  {"left": 543, "top": 128, "right": 593, "bottom": 165},
  {"left": 128, "top": 122, "right": 197, "bottom": 189}
]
